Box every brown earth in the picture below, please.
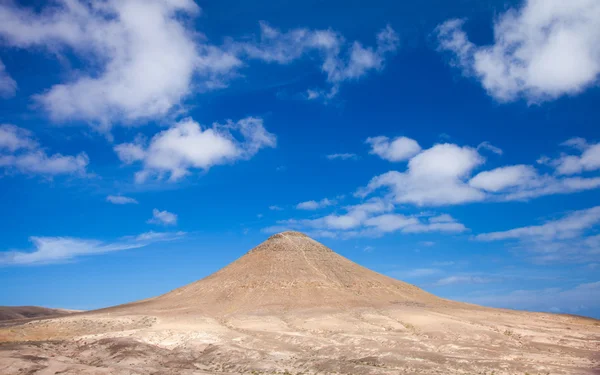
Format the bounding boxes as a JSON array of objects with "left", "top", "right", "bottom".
[
  {"left": 0, "top": 306, "right": 77, "bottom": 323},
  {"left": 1, "top": 231, "right": 599, "bottom": 374}
]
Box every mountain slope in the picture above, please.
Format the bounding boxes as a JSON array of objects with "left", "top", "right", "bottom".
[{"left": 122, "top": 231, "right": 445, "bottom": 315}]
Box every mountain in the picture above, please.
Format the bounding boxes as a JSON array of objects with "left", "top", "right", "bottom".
[{"left": 118, "top": 231, "right": 447, "bottom": 315}]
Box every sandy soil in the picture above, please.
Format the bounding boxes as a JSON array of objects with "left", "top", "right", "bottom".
[{"left": 2, "top": 232, "right": 599, "bottom": 374}]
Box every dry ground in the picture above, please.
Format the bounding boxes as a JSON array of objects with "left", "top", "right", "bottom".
[
  {"left": 1, "top": 305, "right": 599, "bottom": 375},
  {"left": 2, "top": 232, "right": 599, "bottom": 374}
]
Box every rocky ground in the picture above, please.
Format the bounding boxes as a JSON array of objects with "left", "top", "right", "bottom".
[{"left": 1, "top": 305, "right": 599, "bottom": 374}]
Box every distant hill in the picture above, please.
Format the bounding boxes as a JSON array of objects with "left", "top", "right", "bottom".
[{"left": 0, "top": 306, "right": 77, "bottom": 322}]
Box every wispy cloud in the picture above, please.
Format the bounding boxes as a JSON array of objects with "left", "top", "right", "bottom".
[
  {"left": 434, "top": 275, "right": 493, "bottom": 286},
  {"left": 326, "top": 153, "right": 358, "bottom": 161},
  {"left": 476, "top": 206, "right": 600, "bottom": 263},
  {"left": 264, "top": 199, "right": 468, "bottom": 238},
  {"left": 106, "top": 195, "right": 138, "bottom": 205},
  {"left": 0, "top": 60, "right": 16, "bottom": 98},
  {"left": 233, "top": 22, "right": 399, "bottom": 100},
  {"left": 0, "top": 124, "right": 88, "bottom": 177},
  {"left": 0, "top": 231, "right": 185, "bottom": 266}
]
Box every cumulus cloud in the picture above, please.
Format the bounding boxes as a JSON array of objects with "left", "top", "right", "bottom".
[
  {"left": 326, "top": 153, "right": 358, "bottom": 160},
  {"left": 476, "top": 206, "right": 600, "bottom": 263},
  {"left": 359, "top": 143, "right": 485, "bottom": 206},
  {"left": 0, "top": 60, "right": 16, "bottom": 98},
  {"left": 469, "top": 165, "right": 539, "bottom": 193},
  {"left": 366, "top": 136, "right": 422, "bottom": 162},
  {"left": 106, "top": 195, "right": 138, "bottom": 205},
  {"left": 436, "top": 0, "right": 600, "bottom": 103},
  {"left": 0, "top": 0, "right": 227, "bottom": 128},
  {"left": 115, "top": 117, "right": 276, "bottom": 182},
  {"left": 359, "top": 138, "right": 600, "bottom": 206},
  {"left": 0, "top": 231, "right": 185, "bottom": 266},
  {"left": 549, "top": 138, "right": 600, "bottom": 175},
  {"left": 148, "top": 209, "right": 177, "bottom": 226},
  {"left": 0, "top": 1, "right": 398, "bottom": 127},
  {"left": 269, "top": 205, "right": 283, "bottom": 211},
  {"left": 0, "top": 124, "right": 88, "bottom": 177},
  {"left": 233, "top": 22, "right": 399, "bottom": 99}
]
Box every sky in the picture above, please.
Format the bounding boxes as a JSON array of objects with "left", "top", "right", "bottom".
[{"left": 0, "top": 0, "right": 599, "bottom": 318}]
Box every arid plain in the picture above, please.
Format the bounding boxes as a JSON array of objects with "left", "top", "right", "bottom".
[{"left": 2, "top": 232, "right": 599, "bottom": 374}]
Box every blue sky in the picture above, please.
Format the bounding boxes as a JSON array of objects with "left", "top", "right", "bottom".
[{"left": 1, "top": 0, "right": 599, "bottom": 318}]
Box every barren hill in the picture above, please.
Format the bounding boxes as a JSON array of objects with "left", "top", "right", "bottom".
[
  {"left": 0, "top": 306, "right": 75, "bottom": 322},
  {"left": 126, "top": 231, "right": 444, "bottom": 315},
  {"left": 1, "top": 232, "right": 599, "bottom": 375}
]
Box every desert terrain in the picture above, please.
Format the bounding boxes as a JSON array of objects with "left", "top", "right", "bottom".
[
  {"left": 1, "top": 231, "right": 599, "bottom": 374},
  {"left": 0, "top": 307, "right": 76, "bottom": 324}
]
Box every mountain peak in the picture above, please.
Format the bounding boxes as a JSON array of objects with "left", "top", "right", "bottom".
[
  {"left": 119, "top": 233, "right": 438, "bottom": 315},
  {"left": 267, "top": 231, "right": 309, "bottom": 239}
]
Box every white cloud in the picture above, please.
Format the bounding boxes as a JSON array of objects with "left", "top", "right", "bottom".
[
  {"left": 469, "top": 165, "right": 539, "bottom": 193},
  {"left": 402, "top": 214, "right": 467, "bottom": 234},
  {"left": 265, "top": 198, "right": 468, "bottom": 238},
  {"left": 106, "top": 195, "right": 138, "bottom": 205},
  {"left": 296, "top": 198, "right": 335, "bottom": 210},
  {"left": 476, "top": 206, "right": 600, "bottom": 242},
  {"left": 360, "top": 138, "right": 600, "bottom": 207},
  {"left": 550, "top": 139, "right": 600, "bottom": 175},
  {"left": 437, "top": 0, "right": 600, "bottom": 103},
  {"left": 148, "top": 209, "right": 177, "bottom": 226},
  {"left": 469, "top": 163, "right": 600, "bottom": 201},
  {"left": 0, "top": 60, "right": 16, "bottom": 98},
  {"left": 0, "top": 124, "right": 88, "bottom": 177},
  {"left": 0, "top": 231, "right": 185, "bottom": 266},
  {"left": 0, "top": 0, "right": 228, "bottom": 128},
  {"left": 115, "top": 117, "right": 276, "bottom": 182},
  {"left": 366, "top": 136, "right": 421, "bottom": 162},
  {"left": 364, "top": 214, "right": 419, "bottom": 233},
  {"left": 477, "top": 141, "right": 503, "bottom": 155},
  {"left": 359, "top": 143, "right": 485, "bottom": 206},
  {"left": 434, "top": 275, "right": 493, "bottom": 286},
  {"left": 476, "top": 206, "right": 600, "bottom": 263},
  {"left": 234, "top": 22, "right": 399, "bottom": 99},
  {"left": 393, "top": 268, "right": 441, "bottom": 278},
  {"left": 0, "top": 124, "right": 37, "bottom": 152},
  {"left": 326, "top": 153, "right": 358, "bottom": 160},
  {"left": 0, "top": 2, "right": 398, "bottom": 129},
  {"left": 269, "top": 205, "right": 283, "bottom": 211}
]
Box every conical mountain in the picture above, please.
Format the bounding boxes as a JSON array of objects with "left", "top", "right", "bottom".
[{"left": 123, "top": 231, "right": 443, "bottom": 315}]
